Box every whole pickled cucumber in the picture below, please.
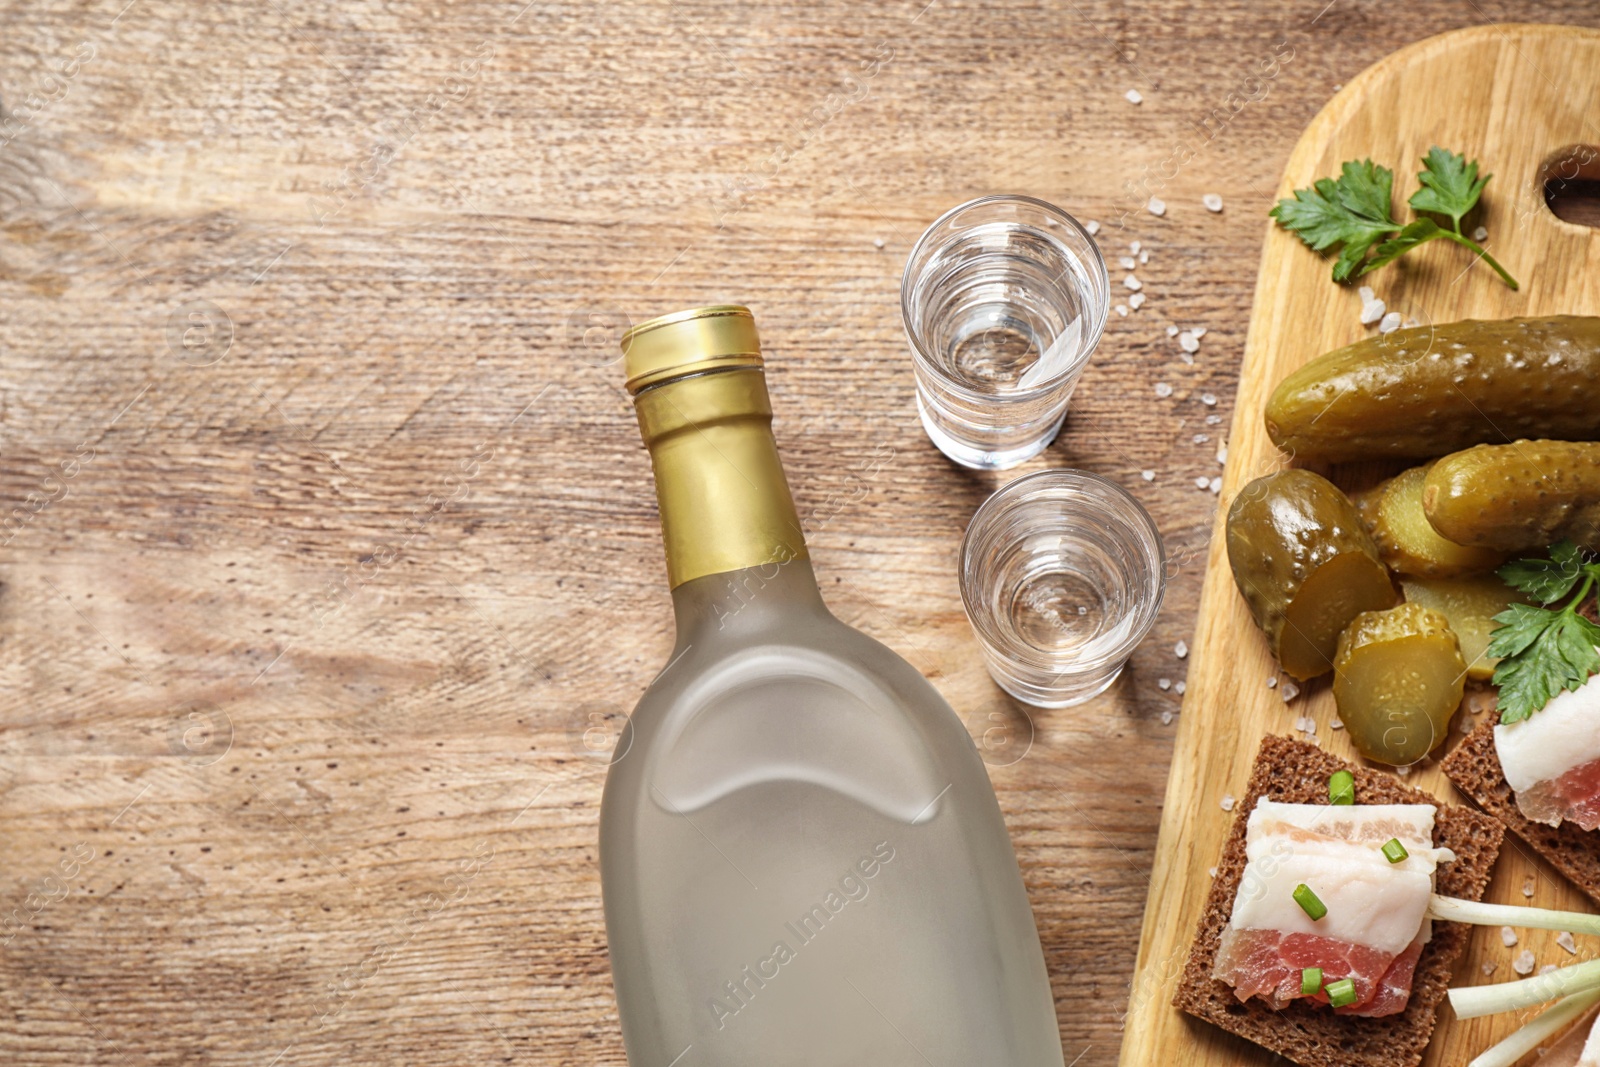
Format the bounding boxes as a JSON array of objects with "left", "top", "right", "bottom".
[
  {"left": 1265, "top": 316, "right": 1600, "bottom": 463},
  {"left": 1422, "top": 440, "right": 1600, "bottom": 551},
  {"left": 1333, "top": 603, "right": 1466, "bottom": 766},
  {"left": 1226, "top": 470, "right": 1398, "bottom": 680},
  {"left": 1359, "top": 465, "right": 1505, "bottom": 577}
]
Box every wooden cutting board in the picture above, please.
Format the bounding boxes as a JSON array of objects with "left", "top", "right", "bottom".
[{"left": 1120, "top": 23, "right": 1600, "bottom": 1067}]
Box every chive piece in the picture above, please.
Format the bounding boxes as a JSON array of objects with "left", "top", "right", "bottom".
[
  {"left": 1301, "top": 967, "right": 1323, "bottom": 995},
  {"left": 1328, "top": 769, "right": 1355, "bottom": 806},
  {"left": 1381, "top": 838, "right": 1409, "bottom": 864},
  {"left": 1293, "top": 883, "right": 1327, "bottom": 921},
  {"left": 1325, "top": 977, "right": 1358, "bottom": 1007}
]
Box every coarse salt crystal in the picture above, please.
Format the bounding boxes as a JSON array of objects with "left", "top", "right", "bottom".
[
  {"left": 1166, "top": 325, "right": 1179, "bottom": 337},
  {"left": 1139, "top": 250, "right": 1149, "bottom": 264},
  {"left": 1220, "top": 794, "right": 1235, "bottom": 812},
  {"left": 1125, "top": 88, "right": 1143, "bottom": 104},
  {"left": 1266, "top": 677, "right": 1278, "bottom": 688},
  {"left": 1559, "top": 931, "right": 1578, "bottom": 954},
  {"left": 1206, "top": 414, "right": 1221, "bottom": 425},
  {"left": 1130, "top": 241, "right": 1142, "bottom": 254},
  {"left": 1216, "top": 444, "right": 1227, "bottom": 465},
  {"left": 1540, "top": 963, "right": 1559, "bottom": 975},
  {"left": 1129, "top": 292, "right": 1146, "bottom": 310},
  {"left": 1203, "top": 193, "right": 1223, "bottom": 213},
  {"left": 1086, "top": 220, "right": 1101, "bottom": 235},
  {"left": 1119, "top": 256, "right": 1137, "bottom": 270},
  {"left": 1378, "top": 311, "right": 1402, "bottom": 334},
  {"left": 1155, "top": 382, "right": 1173, "bottom": 398},
  {"left": 1513, "top": 950, "right": 1536, "bottom": 975},
  {"left": 1180, "top": 352, "right": 1194, "bottom": 365},
  {"left": 1330, "top": 718, "right": 1343, "bottom": 729},
  {"left": 1147, "top": 197, "right": 1166, "bottom": 216},
  {"left": 1161, "top": 710, "right": 1173, "bottom": 725},
  {"left": 1403, "top": 317, "right": 1418, "bottom": 329},
  {"left": 1358, "top": 286, "right": 1374, "bottom": 302},
  {"left": 1280, "top": 681, "right": 1300, "bottom": 702},
  {"left": 1195, "top": 475, "right": 1210, "bottom": 490},
  {"left": 1124, "top": 274, "right": 1143, "bottom": 291},
  {"left": 1208, "top": 866, "right": 1218, "bottom": 878},
  {"left": 1201, "top": 393, "right": 1217, "bottom": 406},
  {"left": 1191, "top": 328, "right": 1206, "bottom": 339},
  {"left": 1360, "top": 298, "right": 1386, "bottom": 325},
  {"left": 1115, "top": 304, "right": 1129, "bottom": 317},
  {"left": 1501, "top": 926, "right": 1518, "bottom": 947},
  {"left": 1141, "top": 469, "right": 1155, "bottom": 482},
  {"left": 1296, "top": 716, "right": 1315, "bottom": 733},
  {"left": 1473, "top": 225, "right": 1488, "bottom": 241},
  {"left": 1209, "top": 476, "right": 1222, "bottom": 494},
  {"left": 873, "top": 237, "right": 885, "bottom": 249},
  {"left": 1174, "top": 681, "right": 1185, "bottom": 695},
  {"left": 1175, "top": 640, "right": 1188, "bottom": 659},
  {"left": 1158, "top": 678, "right": 1171, "bottom": 690},
  {"left": 1179, "top": 331, "right": 1199, "bottom": 353},
  {"left": 1395, "top": 763, "right": 1410, "bottom": 776},
  {"left": 1194, "top": 433, "right": 1210, "bottom": 444},
  {"left": 1523, "top": 877, "right": 1536, "bottom": 898},
  {"left": 1481, "top": 961, "right": 1496, "bottom": 977}
]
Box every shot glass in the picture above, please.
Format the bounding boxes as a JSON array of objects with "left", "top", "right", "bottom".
[
  {"left": 901, "top": 195, "right": 1109, "bottom": 470},
  {"left": 960, "top": 469, "right": 1164, "bottom": 707}
]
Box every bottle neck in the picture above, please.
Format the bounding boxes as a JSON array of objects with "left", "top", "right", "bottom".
[
  {"left": 634, "top": 367, "right": 811, "bottom": 591},
  {"left": 669, "top": 556, "right": 828, "bottom": 644}
]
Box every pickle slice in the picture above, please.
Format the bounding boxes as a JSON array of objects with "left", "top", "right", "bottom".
[
  {"left": 1422, "top": 440, "right": 1600, "bottom": 552},
  {"left": 1227, "top": 470, "right": 1398, "bottom": 680},
  {"left": 1361, "top": 466, "right": 1506, "bottom": 578},
  {"left": 1333, "top": 603, "right": 1466, "bottom": 766},
  {"left": 1400, "top": 575, "right": 1529, "bottom": 682}
]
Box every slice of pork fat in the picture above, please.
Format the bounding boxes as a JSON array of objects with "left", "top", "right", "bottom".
[{"left": 1496, "top": 671, "right": 1600, "bottom": 830}]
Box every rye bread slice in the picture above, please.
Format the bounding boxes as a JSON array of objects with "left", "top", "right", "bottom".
[
  {"left": 1442, "top": 712, "right": 1600, "bottom": 908},
  {"left": 1173, "top": 735, "right": 1503, "bottom": 1067}
]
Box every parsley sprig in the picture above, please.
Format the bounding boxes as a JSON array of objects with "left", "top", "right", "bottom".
[
  {"left": 1488, "top": 541, "right": 1600, "bottom": 723},
  {"left": 1271, "top": 147, "right": 1519, "bottom": 290}
]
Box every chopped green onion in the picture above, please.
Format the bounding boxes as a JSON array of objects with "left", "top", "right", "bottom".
[
  {"left": 1325, "top": 977, "right": 1358, "bottom": 1007},
  {"left": 1293, "top": 883, "right": 1327, "bottom": 921},
  {"left": 1381, "top": 838, "right": 1409, "bottom": 864},
  {"left": 1328, "top": 769, "right": 1355, "bottom": 806},
  {"left": 1301, "top": 967, "right": 1323, "bottom": 995}
]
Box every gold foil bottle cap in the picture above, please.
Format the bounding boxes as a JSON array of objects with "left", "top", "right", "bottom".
[{"left": 620, "top": 305, "right": 762, "bottom": 394}]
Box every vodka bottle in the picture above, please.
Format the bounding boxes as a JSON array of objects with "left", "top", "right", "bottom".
[{"left": 600, "top": 306, "right": 1064, "bottom": 1066}]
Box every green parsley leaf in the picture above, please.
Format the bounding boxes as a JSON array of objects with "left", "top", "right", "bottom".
[
  {"left": 1498, "top": 540, "right": 1587, "bottom": 605},
  {"left": 1270, "top": 160, "right": 1401, "bottom": 282},
  {"left": 1490, "top": 544, "right": 1600, "bottom": 722},
  {"left": 1408, "top": 147, "right": 1490, "bottom": 233},
  {"left": 1360, "top": 219, "right": 1442, "bottom": 277}
]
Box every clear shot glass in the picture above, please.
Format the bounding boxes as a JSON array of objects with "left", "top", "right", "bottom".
[
  {"left": 901, "top": 195, "right": 1109, "bottom": 470},
  {"left": 960, "top": 469, "right": 1164, "bottom": 708}
]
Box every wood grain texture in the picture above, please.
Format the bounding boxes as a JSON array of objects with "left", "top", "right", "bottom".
[
  {"left": 1123, "top": 22, "right": 1600, "bottom": 1067},
  {"left": 0, "top": 4, "right": 1597, "bottom": 1066}
]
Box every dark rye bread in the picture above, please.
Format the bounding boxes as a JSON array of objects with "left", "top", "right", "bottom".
[
  {"left": 1442, "top": 712, "right": 1600, "bottom": 908},
  {"left": 1173, "top": 735, "right": 1504, "bottom": 1067}
]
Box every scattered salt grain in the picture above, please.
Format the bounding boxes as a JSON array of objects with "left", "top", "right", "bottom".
[
  {"left": 1124, "top": 274, "right": 1143, "bottom": 291},
  {"left": 1180, "top": 351, "right": 1195, "bottom": 365},
  {"left": 1378, "top": 311, "right": 1402, "bottom": 334},
  {"left": 1358, "top": 286, "right": 1374, "bottom": 301},
  {"left": 1158, "top": 678, "right": 1172, "bottom": 690},
  {"left": 1481, "top": 961, "right": 1497, "bottom": 977},
  {"left": 1359, "top": 297, "right": 1386, "bottom": 326},
  {"left": 1115, "top": 304, "right": 1129, "bottom": 317},
  {"left": 1396, "top": 763, "right": 1411, "bottom": 776},
  {"left": 1191, "top": 328, "right": 1206, "bottom": 339},
  {"left": 1161, "top": 710, "right": 1173, "bottom": 725},
  {"left": 1330, "top": 718, "right": 1343, "bottom": 730},
  {"left": 1333, "top": 83, "right": 1343, "bottom": 91},
  {"left": 1296, "top": 716, "right": 1316, "bottom": 734},
  {"left": 1175, "top": 641, "right": 1188, "bottom": 659},
  {"left": 1501, "top": 926, "right": 1518, "bottom": 947},
  {"left": 1174, "top": 681, "right": 1186, "bottom": 695},
  {"left": 1523, "top": 877, "right": 1537, "bottom": 898},
  {"left": 1129, "top": 292, "right": 1146, "bottom": 310},
  {"left": 1195, "top": 475, "right": 1211, "bottom": 490},
  {"left": 1208, "top": 866, "right": 1218, "bottom": 878},
  {"left": 1201, "top": 393, "right": 1218, "bottom": 406},
  {"left": 1125, "top": 88, "right": 1143, "bottom": 105},
  {"left": 1155, "top": 382, "right": 1173, "bottom": 398},
  {"left": 1166, "top": 325, "right": 1179, "bottom": 337},
  {"left": 1193, "top": 433, "right": 1210, "bottom": 444},
  {"left": 1141, "top": 469, "right": 1155, "bottom": 482},
  {"left": 1119, "top": 255, "right": 1137, "bottom": 270},
  {"left": 1402, "top": 317, "right": 1418, "bottom": 329},
  {"left": 1139, "top": 250, "right": 1149, "bottom": 265},
  {"left": 1559, "top": 931, "right": 1578, "bottom": 955},
  {"left": 1147, "top": 197, "right": 1166, "bottom": 217},
  {"left": 1086, "top": 220, "right": 1101, "bottom": 235},
  {"left": 1206, "top": 414, "right": 1221, "bottom": 425},
  {"left": 1179, "top": 331, "right": 1200, "bottom": 353},
  {"left": 1203, "top": 193, "right": 1224, "bottom": 213},
  {"left": 873, "top": 237, "right": 885, "bottom": 249},
  {"left": 1220, "top": 794, "right": 1236, "bottom": 812},
  {"left": 1541, "top": 964, "right": 1559, "bottom": 976},
  {"left": 1130, "top": 241, "right": 1142, "bottom": 254},
  {"left": 1216, "top": 444, "right": 1228, "bottom": 465},
  {"left": 1513, "top": 950, "right": 1537, "bottom": 975},
  {"left": 1473, "top": 225, "right": 1488, "bottom": 242},
  {"left": 1266, "top": 677, "right": 1278, "bottom": 689},
  {"left": 1209, "top": 476, "right": 1222, "bottom": 494},
  {"left": 1280, "top": 681, "right": 1300, "bottom": 702}
]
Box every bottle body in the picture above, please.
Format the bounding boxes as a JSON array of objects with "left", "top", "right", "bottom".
[{"left": 601, "top": 560, "right": 1065, "bottom": 1065}]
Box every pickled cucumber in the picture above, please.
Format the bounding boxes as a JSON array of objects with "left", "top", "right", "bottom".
[
  {"left": 1333, "top": 603, "right": 1466, "bottom": 766},
  {"left": 1400, "top": 575, "right": 1530, "bottom": 682},
  {"left": 1226, "top": 470, "right": 1397, "bottom": 679},
  {"left": 1422, "top": 440, "right": 1600, "bottom": 552},
  {"left": 1359, "top": 465, "right": 1505, "bottom": 577},
  {"left": 1265, "top": 316, "right": 1600, "bottom": 463}
]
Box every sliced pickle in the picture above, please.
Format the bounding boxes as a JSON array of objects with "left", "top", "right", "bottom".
[
  {"left": 1361, "top": 465, "right": 1506, "bottom": 578},
  {"left": 1400, "top": 575, "right": 1530, "bottom": 682},
  {"left": 1333, "top": 603, "right": 1466, "bottom": 766},
  {"left": 1227, "top": 470, "right": 1398, "bottom": 680}
]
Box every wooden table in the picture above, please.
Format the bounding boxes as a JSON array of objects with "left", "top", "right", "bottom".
[{"left": 1, "top": 2, "right": 1595, "bottom": 1064}]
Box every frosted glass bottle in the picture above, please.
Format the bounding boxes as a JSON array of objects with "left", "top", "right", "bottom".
[{"left": 600, "top": 306, "right": 1064, "bottom": 1067}]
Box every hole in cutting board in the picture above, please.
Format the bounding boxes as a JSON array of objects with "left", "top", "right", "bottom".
[{"left": 1540, "top": 145, "right": 1600, "bottom": 228}]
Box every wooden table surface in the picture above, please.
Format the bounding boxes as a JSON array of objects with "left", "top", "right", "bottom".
[{"left": 2, "top": 2, "right": 1596, "bottom": 1064}]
